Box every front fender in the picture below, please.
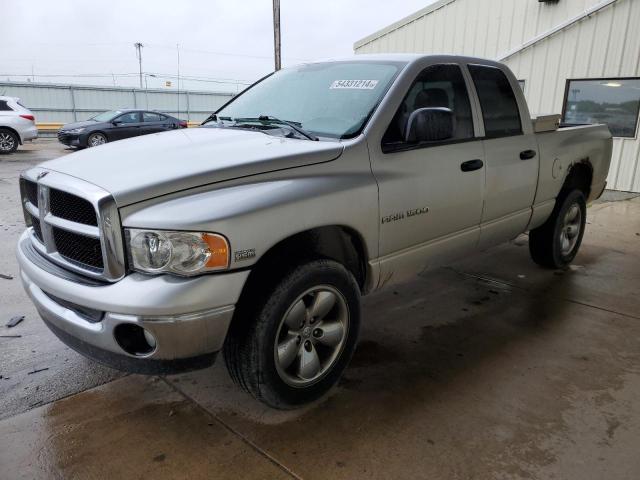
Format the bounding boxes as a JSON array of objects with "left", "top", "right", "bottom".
[{"left": 119, "top": 163, "right": 379, "bottom": 272}]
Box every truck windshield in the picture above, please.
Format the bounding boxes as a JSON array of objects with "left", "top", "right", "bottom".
[{"left": 212, "top": 62, "right": 401, "bottom": 139}]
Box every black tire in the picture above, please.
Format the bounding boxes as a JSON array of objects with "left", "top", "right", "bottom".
[
  {"left": 529, "top": 189, "right": 587, "bottom": 268},
  {"left": 0, "top": 129, "right": 19, "bottom": 154},
  {"left": 87, "top": 132, "right": 107, "bottom": 147},
  {"left": 224, "top": 259, "right": 361, "bottom": 409}
]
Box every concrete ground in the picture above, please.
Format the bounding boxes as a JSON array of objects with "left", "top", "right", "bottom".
[{"left": 1, "top": 139, "right": 639, "bottom": 479}]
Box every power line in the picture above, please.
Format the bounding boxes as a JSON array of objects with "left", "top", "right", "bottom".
[{"left": 0, "top": 72, "right": 253, "bottom": 84}]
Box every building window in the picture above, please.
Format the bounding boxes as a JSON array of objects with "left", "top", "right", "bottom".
[{"left": 563, "top": 78, "right": 640, "bottom": 138}]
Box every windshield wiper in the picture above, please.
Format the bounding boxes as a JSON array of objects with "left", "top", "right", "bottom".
[{"left": 234, "top": 115, "right": 319, "bottom": 141}]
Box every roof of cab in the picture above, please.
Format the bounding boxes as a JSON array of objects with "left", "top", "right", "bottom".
[{"left": 302, "top": 53, "right": 501, "bottom": 67}]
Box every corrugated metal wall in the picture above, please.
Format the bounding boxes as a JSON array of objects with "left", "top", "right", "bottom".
[
  {"left": 354, "top": 0, "right": 640, "bottom": 192},
  {"left": 0, "top": 82, "right": 234, "bottom": 123}
]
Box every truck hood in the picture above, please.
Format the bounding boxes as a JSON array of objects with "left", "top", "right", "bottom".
[{"left": 41, "top": 127, "right": 344, "bottom": 206}]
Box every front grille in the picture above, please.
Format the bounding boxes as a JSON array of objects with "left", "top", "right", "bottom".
[
  {"left": 24, "top": 179, "right": 38, "bottom": 207},
  {"left": 20, "top": 170, "right": 125, "bottom": 281},
  {"left": 53, "top": 227, "right": 104, "bottom": 270},
  {"left": 57, "top": 132, "right": 71, "bottom": 145},
  {"left": 30, "top": 214, "right": 43, "bottom": 242},
  {"left": 50, "top": 188, "right": 98, "bottom": 226}
]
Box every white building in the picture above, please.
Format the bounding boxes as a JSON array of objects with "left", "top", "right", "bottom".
[{"left": 354, "top": 0, "right": 640, "bottom": 193}]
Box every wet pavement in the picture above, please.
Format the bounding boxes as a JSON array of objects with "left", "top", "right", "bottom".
[{"left": 1, "top": 140, "right": 639, "bottom": 479}]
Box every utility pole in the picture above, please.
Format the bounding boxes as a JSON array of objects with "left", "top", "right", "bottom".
[
  {"left": 272, "top": 0, "right": 281, "bottom": 71},
  {"left": 134, "top": 42, "right": 144, "bottom": 88},
  {"left": 177, "top": 43, "right": 180, "bottom": 117}
]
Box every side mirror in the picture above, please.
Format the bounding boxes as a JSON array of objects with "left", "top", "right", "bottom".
[
  {"left": 112, "top": 120, "right": 122, "bottom": 126},
  {"left": 405, "top": 107, "right": 455, "bottom": 143}
]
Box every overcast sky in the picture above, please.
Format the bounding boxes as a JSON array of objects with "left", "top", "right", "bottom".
[{"left": 0, "top": 0, "right": 433, "bottom": 92}]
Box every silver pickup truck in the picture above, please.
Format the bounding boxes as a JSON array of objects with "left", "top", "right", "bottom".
[{"left": 17, "top": 54, "right": 612, "bottom": 408}]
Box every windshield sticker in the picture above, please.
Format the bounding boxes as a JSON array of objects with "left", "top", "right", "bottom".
[{"left": 330, "top": 80, "right": 379, "bottom": 90}]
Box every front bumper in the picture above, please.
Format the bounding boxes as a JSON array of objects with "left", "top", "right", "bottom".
[
  {"left": 17, "top": 231, "right": 250, "bottom": 374},
  {"left": 57, "top": 131, "right": 81, "bottom": 147}
]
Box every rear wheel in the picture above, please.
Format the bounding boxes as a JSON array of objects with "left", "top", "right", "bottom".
[
  {"left": 87, "top": 132, "right": 107, "bottom": 147},
  {"left": 529, "top": 189, "right": 587, "bottom": 268},
  {"left": 0, "top": 129, "right": 19, "bottom": 154},
  {"left": 224, "top": 259, "right": 361, "bottom": 409}
]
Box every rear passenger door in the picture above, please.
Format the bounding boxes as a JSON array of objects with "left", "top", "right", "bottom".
[
  {"left": 467, "top": 64, "right": 539, "bottom": 249},
  {"left": 369, "top": 63, "right": 485, "bottom": 280},
  {"left": 142, "top": 112, "right": 173, "bottom": 135}
]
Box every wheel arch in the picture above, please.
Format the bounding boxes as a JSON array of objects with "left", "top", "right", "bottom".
[
  {"left": 259, "top": 225, "right": 367, "bottom": 290},
  {"left": 234, "top": 225, "right": 370, "bottom": 315},
  {"left": 562, "top": 159, "right": 593, "bottom": 199},
  {"left": 0, "top": 126, "right": 22, "bottom": 145}
]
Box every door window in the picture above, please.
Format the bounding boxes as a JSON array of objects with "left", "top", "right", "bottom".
[
  {"left": 0, "top": 100, "right": 13, "bottom": 111},
  {"left": 468, "top": 65, "right": 522, "bottom": 138},
  {"left": 382, "top": 64, "right": 474, "bottom": 151},
  {"left": 143, "top": 112, "right": 164, "bottom": 122},
  {"left": 115, "top": 112, "right": 141, "bottom": 123}
]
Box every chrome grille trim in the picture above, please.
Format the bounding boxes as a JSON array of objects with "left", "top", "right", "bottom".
[
  {"left": 20, "top": 168, "right": 125, "bottom": 282},
  {"left": 45, "top": 214, "right": 100, "bottom": 238},
  {"left": 24, "top": 200, "right": 39, "bottom": 218}
]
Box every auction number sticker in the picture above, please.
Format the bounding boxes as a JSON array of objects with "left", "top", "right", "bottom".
[{"left": 330, "top": 80, "right": 379, "bottom": 90}]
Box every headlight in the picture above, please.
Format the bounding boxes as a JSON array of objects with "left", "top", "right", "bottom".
[
  {"left": 126, "top": 229, "right": 230, "bottom": 276},
  {"left": 66, "top": 127, "right": 86, "bottom": 134}
]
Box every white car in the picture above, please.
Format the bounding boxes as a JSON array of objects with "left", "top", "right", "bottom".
[{"left": 0, "top": 96, "right": 38, "bottom": 154}]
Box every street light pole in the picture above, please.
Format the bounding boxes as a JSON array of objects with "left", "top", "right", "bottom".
[{"left": 272, "top": 0, "right": 281, "bottom": 71}]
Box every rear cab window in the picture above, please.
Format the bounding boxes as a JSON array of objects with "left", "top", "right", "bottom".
[{"left": 468, "top": 64, "right": 523, "bottom": 138}]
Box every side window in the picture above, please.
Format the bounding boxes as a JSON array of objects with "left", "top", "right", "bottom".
[
  {"left": 143, "top": 112, "right": 163, "bottom": 122},
  {"left": 116, "top": 112, "right": 140, "bottom": 124},
  {"left": 382, "top": 64, "right": 474, "bottom": 149},
  {"left": 0, "top": 100, "right": 13, "bottom": 111},
  {"left": 468, "top": 65, "right": 522, "bottom": 138}
]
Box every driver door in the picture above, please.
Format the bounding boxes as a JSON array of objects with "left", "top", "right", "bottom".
[
  {"left": 369, "top": 63, "right": 485, "bottom": 282},
  {"left": 109, "top": 111, "right": 143, "bottom": 140}
]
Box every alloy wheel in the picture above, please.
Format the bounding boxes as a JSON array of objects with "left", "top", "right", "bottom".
[
  {"left": 559, "top": 203, "right": 582, "bottom": 256},
  {"left": 88, "top": 133, "right": 106, "bottom": 147},
  {"left": 274, "top": 285, "right": 349, "bottom": 387}
]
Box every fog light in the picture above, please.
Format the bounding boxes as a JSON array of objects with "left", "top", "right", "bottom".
[{"left": 114, "top": 323, "right": 156, "bottom": 356}]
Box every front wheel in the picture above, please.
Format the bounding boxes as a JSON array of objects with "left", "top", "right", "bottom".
[
  {"left": 87, "top": 132, "right": 107, "bottom": 147},
  {"left": 529, "top": 189, "right": 587, "bottom": 268},
  {"left": 224, "top": 259, "right": 361, "bottom": 409}
]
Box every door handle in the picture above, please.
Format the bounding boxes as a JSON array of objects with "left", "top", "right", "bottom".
[
  {"left": 520, "top": 149, "right": 537, "bottom": 160},
  {"left": 461, "top": 159, "right": 484, "bottom": 172}
]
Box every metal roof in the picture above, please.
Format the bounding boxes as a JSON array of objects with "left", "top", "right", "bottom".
[{"left": 354, "top": 0, "right": 457, "bottom": 50}]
